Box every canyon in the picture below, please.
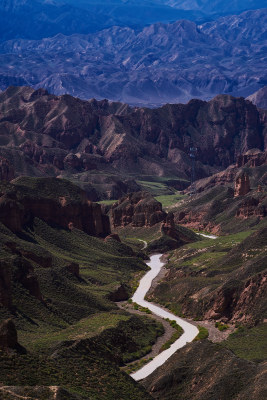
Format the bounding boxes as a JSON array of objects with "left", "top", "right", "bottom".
[{"left": 0, "top": 86, "right": 266, "bottom": 201}]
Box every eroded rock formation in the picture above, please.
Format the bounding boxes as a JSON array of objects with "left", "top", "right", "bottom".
[
  {"left": 234, "top": 173, "right": 250, "bottom": 197},
  {"left": 236, "top": 197, "right": 266, "bottom": 219},
  {"left": 111, "top": 192, "right": 167, "bottom": 228},
  {"left": 236, "top": 149, "right": 267, "bottom": 168},
  {"left": 0, "top": 177, "right": 111, "bottom": 237}
]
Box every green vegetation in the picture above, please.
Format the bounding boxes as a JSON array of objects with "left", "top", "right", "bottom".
[
  {"left": 136, "top": 175, "right": 189, "bottom": 197},
  {"left": 160, "top": 319, "right": 183, "bottom": 352},
  {"left": 136, "top": 179, "right": 173, "bottom": 196},
  {"left": 0, "top": 316, "right": 159, "bottom": 399},
  {"left": 124, "top": 356, "right": 153, "bottom": 374},
  {"left": 172, "top": 230, "right": 253, "bottom": 274},
  {"left": 194, "top": 326, "right": 209, "bottom": 341},
  {"left": 0, "top": 177, "right": 165, "bottom": 398},
  {"left": 133, "top": 302, "right": 152, "bottom": 314},
  {"left": 149, "top": 228, "right": 267, "bottom": 326},
  {"left": 98, "top": 199, "right": 117, "bottom": 206},
  {"left": 221, "top": 324, "right": 267, "bottom": 362},
  {"left": 215, "top": 322, "right": 229, "bottom": 331},
  {"left": 155, "top": 192, "right": 186, "bottom": 209}
]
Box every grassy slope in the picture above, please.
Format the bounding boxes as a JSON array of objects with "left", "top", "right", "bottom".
[
  {"left": 149, "top": 229, "right": 266, "bottom": 321},
  {"left": 0, "top": 178, "right": 165, "bottom": 399},
  {"left": 221, "top": 323, "right": 267, "bottom": 362}
]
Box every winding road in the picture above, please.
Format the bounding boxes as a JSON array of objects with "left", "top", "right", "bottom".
[
  {"left": 130, "top": 253, "right": 198, "bottom": 381},
  {"left": 130, "top": 233, "right": 217, "bottom": 381}
]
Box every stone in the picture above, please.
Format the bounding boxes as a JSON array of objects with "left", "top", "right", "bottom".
[{"left": 234, "top": 173, "right": 250, "bottom": 197}]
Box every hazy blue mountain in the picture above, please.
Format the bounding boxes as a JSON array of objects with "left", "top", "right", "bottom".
[
  {"left": 0, "top": 0, "right": 204, "bottom": 41},
  {"left": 161, "top": 0, "right": 267, "bottom": 14},
  {"left": 0, "top": 9, "right": 265, "bottom": 105}
]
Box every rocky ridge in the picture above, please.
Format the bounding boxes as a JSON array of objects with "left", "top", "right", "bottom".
[
  {"left": 111, "top": 191, "right": 167, "bottom": 228},
  {"left": 0, "top": 176, "right": 110, "bottom": 236},
  {"left": 176, "top": 150, "right": 267, "bottom": 234},
  {"left": 0, "top": 86, "right": 266, "bottom": 200}
]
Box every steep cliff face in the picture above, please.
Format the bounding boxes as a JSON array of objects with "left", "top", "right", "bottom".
[
  {"left": 0, "top": 177, "right": 110, "bottom": 237},
  {"left": 205, "top": 272, "right": 267, "bottom": 324},
  {"left": 0, "top": 87, "right": 266, "bottom": 186},
  {"left": 176, "top": 152, "right": 267, "bottom": 233},
  {"left": 111, "top": 191, "right": 167, "bottom": 227}
]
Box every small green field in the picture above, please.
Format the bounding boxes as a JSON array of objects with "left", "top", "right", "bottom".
[
  {"left": 155, "top": 192, "right": 186, "bottom": 209},
  {"left": 221, "top": 324, "right": 267, "bottom": 362}
]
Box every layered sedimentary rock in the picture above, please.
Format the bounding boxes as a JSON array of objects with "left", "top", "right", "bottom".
[
  {"left": 236, "top": 149, "right": 267, "bottom": 168},
  {"left": 0, "top": 177, "right": 110, "bottom": 237},
  {"left": 111, "top": 192, "right": 166, "bottom": 227},
  {"left": 0, "top": 87, "right": 266, "bottom": 186}
]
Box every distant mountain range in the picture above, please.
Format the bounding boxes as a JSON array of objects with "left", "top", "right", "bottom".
[
  {"left": 0, "top": 0, "right": 204, "bottom": 41},
  {"left": 161, "top": 0, "right": 267, "bottom": 14},
  {"left": 1, "top": 0, "right": 266, "bottom": 42},
  {"left": 0, "top": 8, "right": 266, "bottom": 105}
]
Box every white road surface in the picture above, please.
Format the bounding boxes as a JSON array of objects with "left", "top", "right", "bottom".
[{"left": 130, "top": 253, "right": 199, "bottom": 381}]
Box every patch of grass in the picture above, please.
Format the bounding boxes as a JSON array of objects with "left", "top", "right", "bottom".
[
  {"left": 98, "top": 199, "right": 117, "bottom": 205},
  {"left": 18, "top": 312, "right": 130, "bottom": 352},
  {"left": 133, "top": 302, "right": 152, "bottom": 314},
  {"left": 194, "top": 326, "right": 209, "bottom": 341},
  {"left": 221, "top": 323, "right": 267, "bottom": 362},
  {"left": 215, "top": 322, "right": 229, "bottom": 331},
  {"left": 155, "top": 192, "right": 186, "bottom": 209},
  {"left": 160, "top": 319, "right": 184, "bottom": 352},
  {"left": 136, "top": 180, "right": 173, "bottom": 196}
]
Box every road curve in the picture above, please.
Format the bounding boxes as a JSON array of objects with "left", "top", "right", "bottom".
[{"left": 130, "top": 253, "right": 199, "bottom": 381}]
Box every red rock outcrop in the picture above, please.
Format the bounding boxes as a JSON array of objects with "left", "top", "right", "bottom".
[
  {"left": 234, "top": 173, "right": 250, "bottom": 197},
  {"left": 236, "top": 197, "right": 266, "bottom": 219},
  {"left": 176, "top": 209, "right": 221, "bottom": 234},
  {"left": 205, "top": 272, "right": 267, "bottom": 325},
  {"left": 237, "top": 149, "right": 267, "bottom": 168},
  {"left": 0, "top": 87, "right": 266, "bottom": 182},
  {"left": 111, "top": 192, "right": 167, "bottom": 228},
  {"left": 0, "top": 157, "right": 15, "bottom": 181}
]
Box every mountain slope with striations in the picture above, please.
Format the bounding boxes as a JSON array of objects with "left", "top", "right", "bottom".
[
  {"left": 0, "top": 86, "right": 266, "bottom": 200},
  {"left": 0, "top": 9, "right": 266, "bottom": 104}
]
